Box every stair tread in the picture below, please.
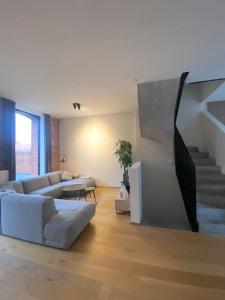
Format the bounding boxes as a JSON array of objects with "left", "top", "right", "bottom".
[
  {"left": 193, "top": 158, "right": 215, "bottom": 166},
  {"left": 196, "top": 165, "right": 221, "bottom": 170},
  {"left": 190, "top": 152, "right": 209, "bottom": 159},
  {"left": 197, "top": 194, "right": 225, "bottom": 209},
  {"left": 198, "top": 184, "right": 225, "bottom": 190},
  {"left": 187, "top": 146, "right": 199, "bottom": 152},
  {"left": 197, "top": 181, "right": 225, "bottom": 186},
  {"left": 196, "top": 174, "right": 225, "bottom": 185},
  {"left": 197, "top": 174, "right": 225, "bottom": 179},
  {"left": 198, "top": 193, "right": 225, "bottom": 200},
  {"left": 195, "top": 165, "right": 221, "bottom": 174},
  {"left": 198, "top": 206, "right": 225, "bottom": 221},
  {"left": 197, "top": 185, "right": 225, "bottom": 198},
  {"left": 189, "top": 146, "right": 225, "bottom": 234},
  {"left": 199, "top": 223, "right": 225, "bottom": 236}
]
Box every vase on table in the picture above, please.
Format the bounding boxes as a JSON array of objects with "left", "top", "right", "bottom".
[{"left": 119, "top": 183, "right": 129, "bottom": 200}]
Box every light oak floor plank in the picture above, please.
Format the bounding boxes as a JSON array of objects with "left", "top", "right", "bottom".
[{"left": 1, "top": 187, "right": 225, "bottom": 299}]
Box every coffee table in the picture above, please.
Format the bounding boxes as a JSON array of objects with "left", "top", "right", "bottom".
[
  {"left": 62, "top": 184, "right": 86, "bottom": 200},
  {"left": 85, "top": 186, "right": 97, "bottom": 203}
]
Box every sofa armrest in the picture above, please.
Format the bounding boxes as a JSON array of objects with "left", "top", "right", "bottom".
[{"left": 1, "top": 193, "right": 57, "bottom": 244}]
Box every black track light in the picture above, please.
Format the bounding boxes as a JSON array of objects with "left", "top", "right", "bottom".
[{"left": 73, "top": 103, "right": 81, "bottom": 110}]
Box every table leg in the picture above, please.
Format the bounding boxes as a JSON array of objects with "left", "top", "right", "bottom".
[{"left": 93, "top": 190, "right": 96, "bottom": 203}]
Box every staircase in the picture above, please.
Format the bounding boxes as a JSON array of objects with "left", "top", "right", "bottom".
[{"left": 188, "top": 146, "right": 225, "bottom": 236}]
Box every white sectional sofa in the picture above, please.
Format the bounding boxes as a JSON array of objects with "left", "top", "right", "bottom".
[
  {"left": 13, "top": 171, "right": 96, "bottom": 198},
  {"left": 0, "top": 171, "right": 96, "bottom": 249}
]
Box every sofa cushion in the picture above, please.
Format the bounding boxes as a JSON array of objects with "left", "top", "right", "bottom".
[
  {"left": 10, "top": 181, "right": 24, "bottom": 194},
  {"left": 0, "top": 191, "right": 14, "bottom": 200},
  {"left": 21, "top": 176, "right": 49, "bottom": 194},
  {"left": 61, "top": 171, "right": 81, "bottom": 181},
  {"left": 0, "top": 182, "right": 16, "bottom": 193},
  {"left": 1, "top": 194, "right": 57, "bottom": 244},
  {"left": 44, "top": 199, "right": 96, "bottom": 249},
  {"left": 46, "top": 172, "right": 61, "bottom": 185},
  {"left": 52, "top": 178, "right": 96, "bottom": 190},
  {"left": 0, "top": 191, "right": 14, "bottom": 234},
  {"left": 31, "top": 185, "right": 63, "bottom": 199}
]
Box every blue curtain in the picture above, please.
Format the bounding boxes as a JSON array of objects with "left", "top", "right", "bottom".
[
  {"left": 44, "top": 114, "right": 52, "bottom": 173},
  {"left": 0, "top": 98, "right": 16, "bottom": 181}
]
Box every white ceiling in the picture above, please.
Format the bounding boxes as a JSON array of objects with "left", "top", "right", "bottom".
[{"left": 1, "top": 0, "right": 225, "bottom": 118}]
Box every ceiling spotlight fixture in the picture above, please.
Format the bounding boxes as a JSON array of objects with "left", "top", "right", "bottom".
[{"left": 73, "top": 102, "right": 81, "bottom": 110}]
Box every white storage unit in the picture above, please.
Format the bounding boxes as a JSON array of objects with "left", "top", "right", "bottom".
[{"left": 130, "top": 162, "right": 142, "bottom": 224}]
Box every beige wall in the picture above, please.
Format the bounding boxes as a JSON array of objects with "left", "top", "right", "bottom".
[{"left": 60, "top": 112, "right": 136, "bottom": 187}]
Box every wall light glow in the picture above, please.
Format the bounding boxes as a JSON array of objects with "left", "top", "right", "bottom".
[{"left": 89, "top": 128, "right": 102, "bottom": 143}]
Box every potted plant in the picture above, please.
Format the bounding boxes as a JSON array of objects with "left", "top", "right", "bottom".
[{"left": 114, "top": 139, "right": 132, "bottom": 193}]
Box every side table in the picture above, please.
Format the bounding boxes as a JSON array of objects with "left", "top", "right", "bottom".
[{"left": 115, "top": 196, "right": 130, "bottom": 214}]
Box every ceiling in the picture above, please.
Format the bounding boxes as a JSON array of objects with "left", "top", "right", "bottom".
[{"left": 0, "top": 0, "right": 225, "bottom": 118}]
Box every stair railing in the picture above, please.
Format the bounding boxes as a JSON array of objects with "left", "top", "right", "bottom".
[{"left": 174, "top": 72, "right": 199, "bottom": 232}]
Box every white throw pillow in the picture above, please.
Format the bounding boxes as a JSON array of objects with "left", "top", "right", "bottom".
[
  {"left": 73, "top": 172, "right": 81, "bottom": 179},
  {"left": 61, "top": 171, "right": 73, "bottom": 181}
]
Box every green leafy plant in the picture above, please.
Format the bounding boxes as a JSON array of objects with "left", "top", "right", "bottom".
[
  {"left": 114, "top": 139, "right": 132, "bottom": 172},
  {"left": 114, "top": 139, "right": 132, "bottom": 192}
]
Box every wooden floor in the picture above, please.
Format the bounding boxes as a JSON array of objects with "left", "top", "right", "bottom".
[{"left": 1, "top": 187, "right": 225, "bottom": 299}]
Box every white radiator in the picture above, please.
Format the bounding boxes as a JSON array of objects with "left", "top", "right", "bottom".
[{"left": 130, "top": 162, "right": 142, "bottom": 224}]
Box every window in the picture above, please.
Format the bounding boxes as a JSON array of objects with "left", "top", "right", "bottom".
[{"left": 15, "top": 110, "right": 40, "bottom": 179}]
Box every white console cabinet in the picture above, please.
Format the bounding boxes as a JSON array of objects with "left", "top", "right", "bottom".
[{"left": 130, "top": 162, "right": 142, "bottom": 224}]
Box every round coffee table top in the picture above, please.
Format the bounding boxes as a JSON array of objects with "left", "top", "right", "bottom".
[
  {"left": 85, "top": 186, "right": 95, "bottom": 191},
  {"left": 62, "top": 184, "right": 86, "bottom": 192}
]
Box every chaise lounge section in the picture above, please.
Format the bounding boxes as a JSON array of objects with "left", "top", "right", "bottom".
[
  {"left": 0, "top": 192, "right": 96, "bottom": 249},
  {"left": 0, "top": 171, "right": 96, "bottom": 249}
]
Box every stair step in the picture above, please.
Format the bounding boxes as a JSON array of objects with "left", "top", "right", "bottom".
[
  {"left": 198, "top": 206, "right": 225, "bottom": 224},
  {"left": 193, "top": 158, "right": 215, "bottom": 166},
  {"left": 187, "top": 146, "right": 199, "bottom": 152},
  {"left": 197, "top": 194, "right": 225, "bottom": 208},
  {"left": 190, "top": 152, "right": 209, "bottom": 159},
  {"left": 197, "top": 184, "right": 225, "bottom": 195},
  {"left": 199, "top": 223, "right": 225, "bottom": 236},
  {"left": 195, "top": 165, "right": 221, "bottom": 175},
  {"left": 196, "top": 174, "right": 225, "bottom": 185}
]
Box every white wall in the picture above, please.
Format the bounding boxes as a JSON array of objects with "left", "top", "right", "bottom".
[
  {"left": 207, "top": 101, "right": 225, "bottom": 125},
  {"left": 60, "top": 112, "right": 136, "bottom": 187}
]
